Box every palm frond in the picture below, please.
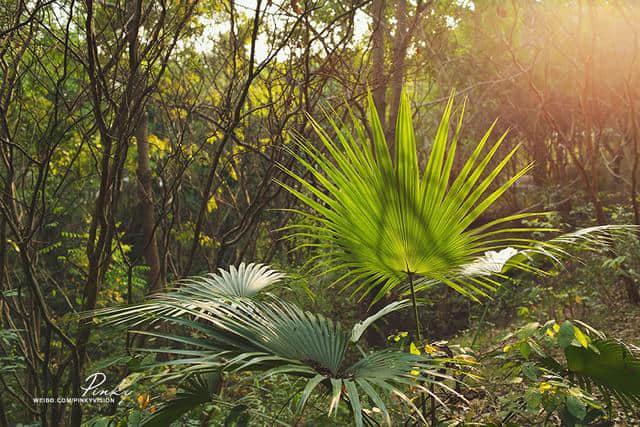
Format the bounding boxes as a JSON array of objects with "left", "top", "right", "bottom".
[
  {"left": 279, "top": 90, "right": 636, "bottom": 303},
  {"left": 89, "top": 262, "right": 285, "bottom": 326},
  {"left": 408, "top": 225, "right": 637, "bottom": 294},
  {"left": 100, "top": 289, "right": 464, "bottom": 427},
  {"left": 141, "top": 371, "right": 222, "bottom": 427},
  {"left": 566, "top": 339, "right": 640, "bottom": 412}
]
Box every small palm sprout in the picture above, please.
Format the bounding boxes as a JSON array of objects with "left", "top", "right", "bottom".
[{"left": 94, "top": 264, "right": 468, "bottom": 427}]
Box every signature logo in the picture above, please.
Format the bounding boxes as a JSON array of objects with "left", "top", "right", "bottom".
[{"left": 81, "top": 372, "right": 132, "bottom": 398}]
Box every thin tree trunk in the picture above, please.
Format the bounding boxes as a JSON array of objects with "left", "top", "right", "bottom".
[
  {"left": 388, "top": 0, "right": 408, "bottom": 148},
  {"left": 135, "top": 112, "right": 165, "bottom": 292},
  {"left": 371, "top": 0, "right": 386, "bottom": 131},
  {"left": 622, "top": 274, "right": 640, "bottom": 305},
  {"left": 0, "top": 395, "right": 9, "bottom": 427}
]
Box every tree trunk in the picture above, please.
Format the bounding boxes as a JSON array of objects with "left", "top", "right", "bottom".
[
  {"left": 135, "top": 112, "right": 165, "bottom": 292},
  {"left": 387, "top": 0, "right": 408, "bottom": 149},
  {"left": 623, "top": 274, "right": 640, "bottom": 305},
  {"left": 371, "top": 0, "right": 386, "bottom": 131}
]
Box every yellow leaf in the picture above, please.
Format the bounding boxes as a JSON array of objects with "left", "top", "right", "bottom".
[
  {"left": 503, "top": 345, "right": 512, "bottom": 353},
  {"left": 546, "top": 328, "right": 555, "bottom": 338},
  {"left": 573, "top": 326, "right": 589, "bottom": 348},
  {"left": 409, "top": 342, "right": 421, "bottom": 355},
  {"left": 553, "top": 323, "right": 560, "bottom": 333},
  {"left": 410, "top": 369, "right": 420, "bottom": 376}
]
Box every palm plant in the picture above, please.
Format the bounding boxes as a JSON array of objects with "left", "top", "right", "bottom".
[
  {"left": 96, "top": 264, "right": 466, "bottom": 426},
  {"left": 565, "top": 338, "right": 640, "bottom": 411},
  {"left": 279, "top": 90, "right": 633, "bottom": 338}
]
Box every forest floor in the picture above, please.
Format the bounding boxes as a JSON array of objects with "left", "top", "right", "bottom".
[
  {"left": 458, "top": 285, "right": 640, "bottom": 350},
  {"left": 448, "top": 277, "right": 640, "bottom": 426}
]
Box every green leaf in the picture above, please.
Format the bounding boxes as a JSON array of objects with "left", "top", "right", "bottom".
[
  {"left": 141, "top": 372, "right": 221, "bottom": 427},
  {"left": 224, "top": 405, "right": 250, "bottom": 427},
  {"left": 566, "top": 396, "right": 586, "bottom": 420},
  {"left": 518, "top": 341, "right": 532, "bottom": 359},
  {"left": 524, "top": 388, "right": 542, "bottom": 411},
  {"left": 278, "top": 87, "right": 636, "bottom": 303},
  {"left": 516, "top": 322, "right": 540, "bottom": 339},
  {"left": 557, "top": 321, "right": 575, "bottom": 349},
  {"left": 565, "top": 339, "right": 640, "bottom": 411},
  {"left": 521, "top": 363, "right": 538, "bottom": 381}
]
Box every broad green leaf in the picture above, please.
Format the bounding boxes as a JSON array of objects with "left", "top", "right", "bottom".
[
  {"left": 566, "top": 396, "right": 586, "bottom": 420},
  {"left": 557, "top": 321, "right": 575, "bottom": 349}
]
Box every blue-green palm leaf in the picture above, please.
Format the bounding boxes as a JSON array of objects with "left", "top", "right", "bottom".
[
  {"left": 94, "top": 270, "right": 465, "bottom": 427},
  {"left": 130, "top": 297, "right": 462, "bottom": 427}
]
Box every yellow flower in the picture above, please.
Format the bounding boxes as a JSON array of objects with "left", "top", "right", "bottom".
[
  {"left": 424, "top": 344, "right": 438, "bottom": 355},
  {"left": 539, "top": 382, "right": 552, "bottom": 393},
  {"left": 503, "top": 345, "right": 512, "bottom": 353},
  {"left": 137, "top": 393, "right": 151, "bottom": 409}
]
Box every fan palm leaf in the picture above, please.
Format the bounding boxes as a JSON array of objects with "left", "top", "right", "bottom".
[
  {"left": 90, "top": 262, "right": 285, "bottom": 327},
  {"left": 138, "top": 297, "right": 463, "bottom": 426},
  {"left": 279, "top": 90, "right": 635, "bottom": 303},
  {"left": 566, "top": 339, "right": 640, "bottom": 411},
  {"left": 97, "top": 282, "right": 466, "bottom": 426},
  {"left": 140, "top": 371, "right": 222, "bottom": 427}
]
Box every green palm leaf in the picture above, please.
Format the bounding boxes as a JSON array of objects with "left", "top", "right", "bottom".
[
  {"left": 145, "top": 298, "right": 462, "bottom": 426},
  {"left": 409, "top": 225, "right": 636, "bottom": 294},
  {"left": 90, "top": 262, "right": 285, "bottom": 326},
  {"left": 566, "top": 339, "right": 640, "bottom": 412},
  {"left": 140, "top": 371, "right": 222, "bottom": 427},
  {"left": 279, "top": 90, "right": 635, "bottom": 303}
]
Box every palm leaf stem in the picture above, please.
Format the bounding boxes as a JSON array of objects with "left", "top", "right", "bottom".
[
  {"left": 407, "top": 270, "right": 428, "bottom": 424},
  {"left": 408, "top": 271, "right": 422, "bottom": 342}
]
